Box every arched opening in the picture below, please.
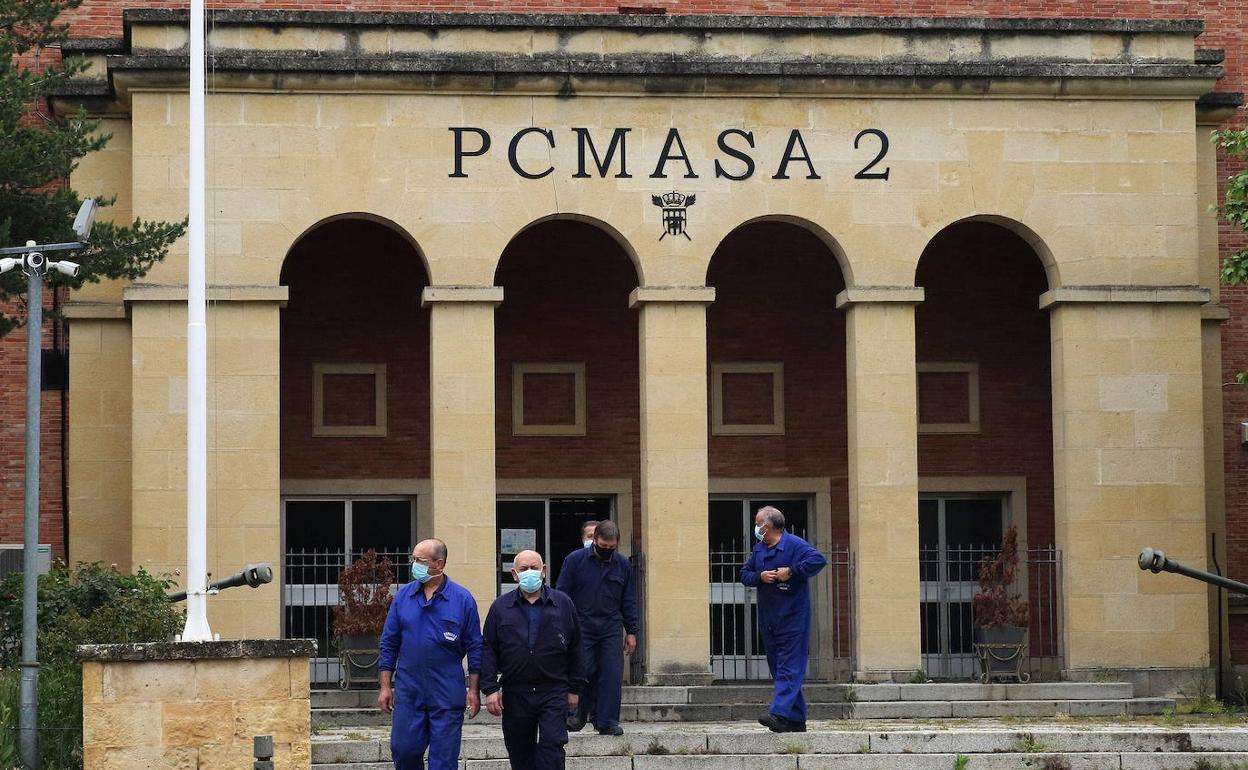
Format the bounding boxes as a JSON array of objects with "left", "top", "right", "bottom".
[
  {"left": 914, "top": 219, "right": 1056, "bottom": 679},
  {"left": 706, "top": 219, "right": 851, "bottom": 681},
  {"left": 278, "top": 216, "right": 430, "bottom": 684},
  {"left": 493, "top": 218, "right": 641, "bottom": 592}
]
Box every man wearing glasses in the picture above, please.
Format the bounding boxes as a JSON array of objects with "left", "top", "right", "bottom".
[{"left": 378, "top": 539, "right": 484, "bottom": 770}]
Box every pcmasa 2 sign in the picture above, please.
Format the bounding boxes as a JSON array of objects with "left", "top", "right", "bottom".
[{"left": 448, "top": 126, "right": 891, "bottom": 182}]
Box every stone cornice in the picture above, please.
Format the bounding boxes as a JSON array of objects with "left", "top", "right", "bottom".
[
  {"left": 628, "top": 286, "right": 716, "bottom": 308},
  {"left": 1038, "top": 285, "right": 1210, "bottom": 309},
  {"left": 835, "top": 286, "right": 925, "bottom": 308},
  {"left": 122, "top": 284, "right": 290, "bottom": 303},
  {"left": 421, "top": 285, "right": 504, "bottom": 306},
  {"left": 51, "top": 10, "right": 1224, "bottom": 106},
  {"left": 118, "top": 9, "right": 1207, "bottom": 35}
]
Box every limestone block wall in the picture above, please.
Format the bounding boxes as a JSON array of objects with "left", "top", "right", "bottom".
[
  {"left": 66, "top": 317, "right": 133, "bottom": 569},
  {"left": 128, "top": 297, "right": 283, "bottom": 638},
  {"left": 80, "top": 639, "right": 314, "bottom": 770},
  {"left": 1051, "top": 301, "right": 1209, "bottom": 670}
]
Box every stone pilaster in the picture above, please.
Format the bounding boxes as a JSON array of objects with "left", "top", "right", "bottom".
[
  {"left": 839, "top": 287, "right": 924, "bottom": 681},
  {"left": 632, "top": 286, "right": 715, "bottom": 685},
  {"left": 424, "top": 286, "right": 503, "bottom": 614}
]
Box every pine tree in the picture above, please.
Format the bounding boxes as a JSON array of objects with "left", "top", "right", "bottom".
[{"left": 0, "top": 0, "right": 185, "bottom": 336}]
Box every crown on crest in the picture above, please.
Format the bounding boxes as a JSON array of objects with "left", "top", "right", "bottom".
[{"left": 660, "top": 191, "right": 686, "bottom": 207}]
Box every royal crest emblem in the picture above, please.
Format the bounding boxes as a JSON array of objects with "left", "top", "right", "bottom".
[{"left": 651, "top": 190, "right": 696, "bottom": 241}]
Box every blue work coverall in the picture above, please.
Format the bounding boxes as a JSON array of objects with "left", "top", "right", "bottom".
[
  {"left": 555, "top": 547, "right": 638, "bottom": 730},
  {"left": 740, "top": 532, "right": 827, "bottom": 724},
  {"left": 481, "top": 586, "right": 585, "bottom": 770},
  {"left": 379, "top": 576, "right": 483, "bottom": 770}
]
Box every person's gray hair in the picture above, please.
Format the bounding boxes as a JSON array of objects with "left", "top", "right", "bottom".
[
  {"left": 596, "top": 519, "right": 621, "bottom": 542},
  {"left": 757, "top": 506, "right": 785, "bottom": 531},
  {"left": 580, "top": 520, "right": 599, "bottom": 538}
]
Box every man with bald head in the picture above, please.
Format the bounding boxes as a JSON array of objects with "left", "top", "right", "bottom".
[
  {"left": 378, "top": 538, "right": 483, "bottom": 770},
  {"left": 481, "top": 550, "right": 585, "bottom": 770}
]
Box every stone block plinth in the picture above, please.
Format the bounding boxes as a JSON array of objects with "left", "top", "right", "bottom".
[{"left": 79, "top": 639, "right": 315, "bottom": 770}]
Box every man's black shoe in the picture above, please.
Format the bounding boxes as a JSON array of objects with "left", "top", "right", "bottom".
[
  {"left": 566, "top": 716, "right": 587, "bottom": 732},
  {"left": 758, "top": 712, "right": 784, "bottom": 732},
  {"left": 780, "top": 716, "right": 807, "bottom": 733},
  {"left": 597, "top": 724, "right": 624, "bottom": 736}
]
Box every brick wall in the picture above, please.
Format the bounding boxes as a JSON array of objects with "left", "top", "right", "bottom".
[
  {"left": 0, "top": 293, "right": 67, "bottom": 561},
  {"left": 494, "top": 220, "right": 643, "bottom": 528},
  {"left": 915, "top": 222, "right": 1055, "bottom": 550},
  {"left": 707, "top": 221, "right": 850, "bottom": 543},
  {"left": 280, "top": 218, "right": 431, "bottom": 480}
]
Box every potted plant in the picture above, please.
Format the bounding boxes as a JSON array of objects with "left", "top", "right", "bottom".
[
  {"left": 971, "top": 526, "right": 1030, "bottom": 681},
  {"left": 334, "top": 549, "right": 395, "bottom": 689}
]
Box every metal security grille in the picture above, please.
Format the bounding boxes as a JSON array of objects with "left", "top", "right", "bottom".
[
  {"left": 919, "top": 544, "right": 1063, "bottom": 680},
  {"left": 282, "top": 548, "right": 412, "bottom": 686},
  {"left": 709, "top": 544, "right": 854, "bottom": 682}
]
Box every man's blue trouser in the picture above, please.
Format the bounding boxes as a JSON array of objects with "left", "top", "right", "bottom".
[
  {"left": 762, "top": 621, "right": 811, "bottom": 723},
  {"left": 574, "top": 628, "right": 623, "bottom": 729},
  {"left": 391, "top": 698, "right": 464, "bottom": 770}
]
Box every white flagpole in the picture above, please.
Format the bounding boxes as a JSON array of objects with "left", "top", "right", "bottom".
[{"left": 182, "top": 0, "right": 212, "bottom": 642}]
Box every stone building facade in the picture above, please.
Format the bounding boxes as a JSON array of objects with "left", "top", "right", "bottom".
[{"left": 1, "top": 0, "right": 1246, "bottom": 689}]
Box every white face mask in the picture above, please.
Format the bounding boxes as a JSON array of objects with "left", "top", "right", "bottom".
[{"left": 583, "top": 540, "right": 593, "bottom": 548}]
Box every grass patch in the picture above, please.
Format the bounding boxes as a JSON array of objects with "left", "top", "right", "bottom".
[
  {"left": 1013, "top": 733, "right": 1047, "bottom": 753},
  {"left": 952, "top": 754, "right": 970, "bottom": 770}
]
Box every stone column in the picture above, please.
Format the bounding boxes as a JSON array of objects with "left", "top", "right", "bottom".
[
  {"left": 839, "top": 286, "right": 924, "bottom": 682},
  {"left": 127, "top": 286, "right": 285, "bottom": 639},
  {"left": 424, "top": 286, "right": 503, "bottom": 615},
  {"left": 1046, "top": 288, "right": 1210, "bottom": 688},
  {"left": 631, "top": 286, "right": 715, "bottom": 685}
]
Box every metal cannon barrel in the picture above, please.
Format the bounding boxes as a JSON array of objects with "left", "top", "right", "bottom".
[
  {"left": 1137, "top": 548, "right": 1248, "bottom": 595},
  {"left": 168, "top": 563, "right": 273, "bottom": 603}
]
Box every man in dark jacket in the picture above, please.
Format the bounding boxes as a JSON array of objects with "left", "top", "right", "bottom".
[
  {"left": 482, "top": 549, "right": 585, "bottom": 770},
  {"left": 555, "top": 518, "right": 638, "bottom": 735}
]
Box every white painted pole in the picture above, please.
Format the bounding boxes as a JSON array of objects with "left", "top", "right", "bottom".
[{"left": 182, "top": 0, "right": 212, "bottom": 643}]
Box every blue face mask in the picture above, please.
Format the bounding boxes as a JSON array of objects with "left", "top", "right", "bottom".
[
  {"left": 583, "top": 540, "right": 592, "bottom": 548},
  {"left": 754, "top": 525, "right": 764, "bottom": 541},
  {"left": 412, "top": 563, "right": 433, "bottom": 584},
  {"left": 518, "top": 569, "right": 543, "bottom": 593}
]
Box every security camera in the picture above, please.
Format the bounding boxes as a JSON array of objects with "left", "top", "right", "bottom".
[
  {"left": 0, "top": 257, "right": 19, "bottom": 274},
  {"left": 72, "top": 199, "right": 98, "bottom": 243},
  {"left": 24, "top": 252, "right": 44, "bottom": 271},
  {"left": 52, "top": 260, "right": 80, "bottom": 278}
]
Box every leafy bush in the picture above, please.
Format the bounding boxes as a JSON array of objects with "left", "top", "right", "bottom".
[
  {"left": 333, "top": 550, "right": 394, "bottom": 640},
  {"left": 971, "top": 526, "right": 1030, "bottom": 629},
  {"left": 0, "top": 562, "right": 183, "bottom": 769}
]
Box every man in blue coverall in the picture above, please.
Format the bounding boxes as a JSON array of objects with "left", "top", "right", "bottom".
[
  {"left": 378, "top": 538, "right": 483, "bottom": 770},
  {"left": 555, "top": 518, "right": 637, "bottom": 736},
  {"left": 740, "top": 506, "right": 827, "bottom": 733},
  {"left": 482, "top": 549, "right": 585, "bottom": 770}
]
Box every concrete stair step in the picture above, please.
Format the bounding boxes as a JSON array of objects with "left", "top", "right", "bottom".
[
  {"left": 313, "top": 697, "right": 1172, "bottom": 729},
  {"left": 846, "top": 698, "right": 1174, "bottom": 719},
  {"left": 314, "top": 682, "right": 1138, "bottom": 710},
  {"left": 314, "top": 724, "right": 1248, "bottom": 765},
  {"left": 314, "top": 751, "right": 1248, "bottom": 770}
]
